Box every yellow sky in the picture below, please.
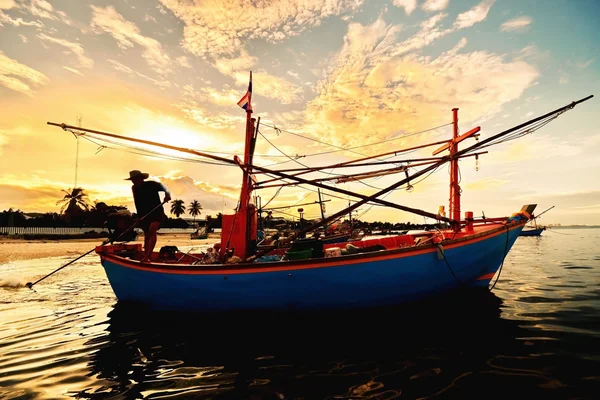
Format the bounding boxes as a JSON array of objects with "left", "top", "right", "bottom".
[{"left": 1, "top": 0, "right": 599, "bottom": 224}]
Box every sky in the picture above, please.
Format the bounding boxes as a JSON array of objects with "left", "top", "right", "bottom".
[{"left": 0, "top": 0, "right": 599, "bottom": 225}]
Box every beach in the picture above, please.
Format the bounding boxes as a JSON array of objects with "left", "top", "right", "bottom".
[{"left": 0, "top": 233, "right": 219, "bottom": 263}]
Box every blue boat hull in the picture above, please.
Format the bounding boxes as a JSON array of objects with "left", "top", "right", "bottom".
[{"left": 99, "top": 223, "right": 524, "bottom": 311}]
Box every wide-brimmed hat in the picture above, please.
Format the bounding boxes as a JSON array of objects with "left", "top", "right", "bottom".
[{"left": 125, "top": 170, "right": 149, "bottom": 180}]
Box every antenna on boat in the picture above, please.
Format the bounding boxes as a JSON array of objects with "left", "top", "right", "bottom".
[{"left": 73, "top": 115, "right": 82, "bottom": 188}]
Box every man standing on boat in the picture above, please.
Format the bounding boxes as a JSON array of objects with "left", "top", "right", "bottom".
[{"left": 125, "top": 170, "right": 171, "bottom": 262}]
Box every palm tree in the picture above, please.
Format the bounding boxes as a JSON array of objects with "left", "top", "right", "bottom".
[
  {"left": 188, "top": 200, "right": 202, "bottom": 223},
  {"left": 57, "top": 188, "right": 91, "bottom": 221},
  {"left": 170, "top": 199, "right": 186, "bottom": 218}
]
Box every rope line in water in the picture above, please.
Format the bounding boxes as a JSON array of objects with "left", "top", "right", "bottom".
[
  {"left": 437, "top": 243, "right": 463, "bottom": 286},
  {"left": 489, "top": 225, "right": 510, "bottom": 291},
  {"left": 25, "top": 202, "right": 167, "bottom": 289}
]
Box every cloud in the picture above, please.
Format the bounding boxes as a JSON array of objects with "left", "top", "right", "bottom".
[
  {"left": 577, "top": 58, "right": 595, "bottom": 69},
  {"left": 174, "top": 100, "right": 245, "bottom": 130},
  {"left": 0, "top": 9, "right": 44, "bottom": 28},
  {"left": 20, "top": 0, "right": 71, "bottom": 24},
  {"left": 107, "top": 59, "right": 171, "bottom": 88},
  {"left": 454, "top": 0, "right": 495, "bottom": 29},
  {"left": 303, "top": 10, "right": 538, "bottom": 153},
  {"left": 176, "top": 56, "right": 191, "bottom": 68},
  {"left": 90, "top": 5, "right": 171, "bottom": 74},
  {"left": 38, "top": 34, "right": 94, "bottom": 69},
  {"left": 63, "top": 66, "right": 82, "bottom": 76},
  {"left": 155, "top": 173, "right": 241, "bottom": 216},
  {"left": 0, "top": 51, "right": 49, "bottom": 96},
  {"left": 159, "top": 0, "right": 363, "bottom": 58},
  {"left": 500, "top": 15, "right": 532, "bottom": 32},
  {"left": 211, "top": 51, "right": 303, "bottom": 104},
  {"left": 422, "top": 0, "right": 450, "bottom": 12},
  {"left": 392, "top": 0, "right": 417, "bottom": 15}
]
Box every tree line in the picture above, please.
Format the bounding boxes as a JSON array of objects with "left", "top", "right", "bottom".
[{"left": 0, "top": 188, "right": 210, "bottom": 228}]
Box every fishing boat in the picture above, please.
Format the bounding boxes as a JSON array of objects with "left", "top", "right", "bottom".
[
  {"left": 518, "top": 206, "right": 554, "bottom": 237},
  {"left": 47, "top": 77, "right": 592, "bottom": 312},
  {"left": 519, "top": 227, "right": 546, "bottom": 236}
]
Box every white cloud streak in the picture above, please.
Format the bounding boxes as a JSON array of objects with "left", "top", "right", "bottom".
[
  {"left": 500, "top": 15, "right": 532, "bottom": 32},
  {"left": 0, "top": 51, "right": 49, "bottom": 96},
  {"left": 90, "top": 5, "right": 171, "bottom": 74},
  {"left": 38, "top": 34, "right": 94, "bottom": 69}
]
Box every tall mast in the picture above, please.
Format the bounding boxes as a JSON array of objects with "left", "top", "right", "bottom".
[
  {"left": 238, "top": 71, "right": 256, "bottom": 258},
  {"left": 449, "top": 108, "right": 460, "bottom": 227},
  {"left": 432, "top": 109, "right": 481, "bottom": 231},
  {"left": 239, "top": 71, "right": 254, "bottom": 213}
]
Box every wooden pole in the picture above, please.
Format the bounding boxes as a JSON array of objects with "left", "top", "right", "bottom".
[
  {"left": 449, "top": 108, "right": 461, "bottom": 228},
  {"left": 318, "top": 188, "right": 327, "bottom": 234}
]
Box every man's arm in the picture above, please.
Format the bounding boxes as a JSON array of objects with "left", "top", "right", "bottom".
[{"left": 158, "top": 182, "right": 171, "bottom": 202}]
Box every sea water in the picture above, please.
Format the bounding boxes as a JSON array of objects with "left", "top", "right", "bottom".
[{"left": 0, "top": 229, "right": 598, "bottom": 399}]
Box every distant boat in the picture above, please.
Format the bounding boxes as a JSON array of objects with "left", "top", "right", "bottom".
[
  {"left": 519, "top": 227, "right": 546, "bottom": 236},
  {"left": 518, "top": 205, "right": 554, "bottom": 237},
  {"left": 190, "top": 227, "right": 208, "bottom": 240}
]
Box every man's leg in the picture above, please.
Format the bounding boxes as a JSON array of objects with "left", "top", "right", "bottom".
[
  {"left": 142, "top": 221, "right": 160, "bottom": 261},
  {"left": 143, "top": 227, "right": 150, "bottom": 256}
]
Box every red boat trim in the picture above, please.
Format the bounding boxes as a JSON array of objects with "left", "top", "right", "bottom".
[
  {"left": 476, "top": 272, "right": 496, "bottom": 281},
  {"left": 99, "top": 221, "right": 525, "bottom": 275}
]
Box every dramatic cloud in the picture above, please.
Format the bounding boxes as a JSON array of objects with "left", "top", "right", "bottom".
[
  {"left": 500, "top": 15, "right": 532, "bottom": 32},
  {"left": 392, "top": 0, "right": 417, "bottom": 15},
  {"left": 422, "top": 0, "right": 450, "bottom": 12},
  {"left": 159, "top": 0, "right": 363, "bottom": 58},
  {"left": 38, "top": 34, "right": 94, "bottom": 69},
  {"left": 90, "top": 5, "right": 171, "bottom": 74},
  {"left": 304, "top": 4, "right": 538, "bottom": 152},
  {"left": 0, "top": 51, "right": 49, "bottom": 96}
]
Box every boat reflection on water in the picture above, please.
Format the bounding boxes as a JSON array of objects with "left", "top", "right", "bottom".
[{"left": 78, "top": 290, "right": 555, "bottom": 399}]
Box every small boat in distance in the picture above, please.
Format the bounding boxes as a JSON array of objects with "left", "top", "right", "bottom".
[
  {"left": 518, "top": 205, "right": 554, "bottom": 237},
  {"left": 190, "top": 227, "right": 208, "bottom": 240},
  {"left": 47, "top": 76, "right": 592, "bottom": 312},
  {"left": 519, "top": 227, "right": 546, "bottom": 236}
]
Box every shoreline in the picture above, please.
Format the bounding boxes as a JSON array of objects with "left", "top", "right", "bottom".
[{"left": 0, "top": 233, "right": 219, "bottom": 264}]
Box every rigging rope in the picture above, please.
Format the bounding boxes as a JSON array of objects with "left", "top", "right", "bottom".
[
  {"left": 489, "top": 225, "right": 510, "bottom": 291},
  {"left": 259, "top": 122, "right": 453, "bottom": 158}
]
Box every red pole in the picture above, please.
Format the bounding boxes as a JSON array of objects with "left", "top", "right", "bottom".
[{"left": 450, "top": 108, "right": 461, "bottom": 229}]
